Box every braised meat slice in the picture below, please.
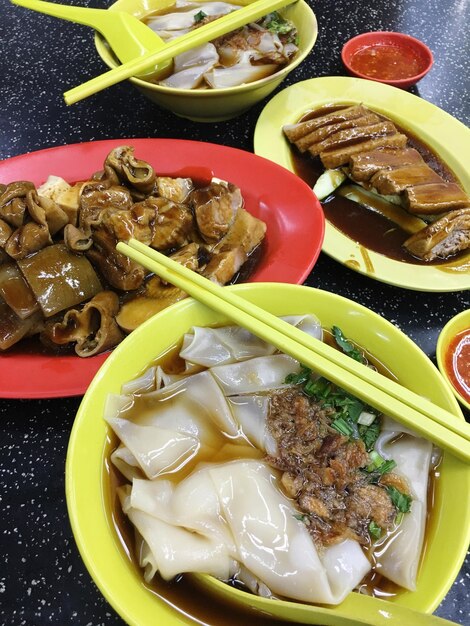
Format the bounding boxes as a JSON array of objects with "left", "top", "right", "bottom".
[
  {"left": 403, "top": 182, "right": 470, "bottom": 215},
  {"left": 348, "top": 147, "right": 425, "bottom": 182},
  {"left": 370, "top": 164, "right": 442, "bottom": 195},
  {"left": 190, "top": 181, "right": 243, "bottom": 244},
  {"left": 283, "top": 105, "right": 370, "bottom": 143},
  {"left": 295, "top": 113, "right": 381, "bottom": 153},
  {"left": 403, "top": 207, "right": 470, "bottom": 260},
  {"left": 320, "top": 133, "right": 408, "bottom": 169},
  {"left": 308, "top": 121, "right": 399, "bottom": 158}
]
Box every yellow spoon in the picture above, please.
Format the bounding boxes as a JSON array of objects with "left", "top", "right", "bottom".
[
  {"left": 10, "top": 0, "right": 173, "bottom": 79},
  {"left": 63, "top": 0, "right": 296, "bottom": 104},
  {"left": 194, "top": 572, "right": 461, "bottom": 626}
]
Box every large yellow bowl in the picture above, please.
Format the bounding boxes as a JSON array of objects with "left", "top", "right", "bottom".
[
  {"left": 94, "top": 0, "right": 318, "bottom": 122},
  {"left": 66, "top": 283, "right": 470, "bottom": 626}
]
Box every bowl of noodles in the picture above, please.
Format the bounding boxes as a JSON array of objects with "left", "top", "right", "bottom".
[
  {"left": 66, "top": 282, "right": 470, "bottom": 626},
  {"left": 94, "top": 0, "right": 318, "bottom": 122}
]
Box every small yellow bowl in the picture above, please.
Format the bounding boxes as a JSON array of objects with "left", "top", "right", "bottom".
[
  {"left": 94, "top": 0, "right": 318, "bottom": 122},
  {"left": 436, "top": 309, "right": 470, "bottom": 412},
  {"left": 66, "top": 283, "right": 470, "bottom": 626}
]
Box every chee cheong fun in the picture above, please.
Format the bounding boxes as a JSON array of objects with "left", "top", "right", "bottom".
[
  {"left": 0, "top": 146, "right": 266, "bottom": 356},
  {"left": 105, "top": 315, "right": 437, "bottom": 604},
  {"left": 144, "top": 2, "right": 299, "bottom": 89}
]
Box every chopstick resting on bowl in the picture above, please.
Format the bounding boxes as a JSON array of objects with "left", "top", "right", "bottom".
[
  {"left": 64, "top": 0, "right": 296, "bottom": 104},
  {"left": 116, "top": 238, "right": 470, "bottom": 464}
]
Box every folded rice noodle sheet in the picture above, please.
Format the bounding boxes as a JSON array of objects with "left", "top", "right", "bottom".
[{"left": 107, "top": 316, "right": 435, "bottom": 603}]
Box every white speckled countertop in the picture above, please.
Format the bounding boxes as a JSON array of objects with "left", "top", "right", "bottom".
[{"left": 0, "top": 0, "right": 469, "bottom": 624}]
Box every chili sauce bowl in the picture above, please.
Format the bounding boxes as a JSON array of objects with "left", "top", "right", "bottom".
[
  {"left": 66, "top": 283, "right": 470, "bottom": 626},
  {"left": 94, "top": 0, "right": 318, "bottom": 122},
  {"left": 341, "top": 31, "right": 433, "bottom": 89},
  {"left": 436, "top": 309, "right": 470, "bottom": 412}
]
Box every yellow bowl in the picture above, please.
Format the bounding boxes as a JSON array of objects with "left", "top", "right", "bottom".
[
  {"left": 94, "top": 0, "right": 318, "bottom": 122},
  {"left": 66, "top": 283, "right": 470, "bottom": 626},
  {"left": 436, "top": 309, "right": 470, "bottom": 412}
]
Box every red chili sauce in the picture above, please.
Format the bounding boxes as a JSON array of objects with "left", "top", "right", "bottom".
[
  {"left": 444, "top": 328, "right": 470, "bottom": 403},
  {"left": 350, "top": 44, "right": 425, "bottom": 81}
]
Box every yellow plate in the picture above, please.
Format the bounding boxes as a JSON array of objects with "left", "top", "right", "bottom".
[
  {"left": 253, "top": 76, "right": 470, "bottom": 292},
  {"left": 66, "top": 283, "right": 470, "bottom": 626}
]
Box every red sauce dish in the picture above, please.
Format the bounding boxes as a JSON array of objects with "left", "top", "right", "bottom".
[
  {"left": 437, "top": 311, "right": 470, "bottom": 411},
  {"left": 443, "top": 329, "right": 470, "bottom": 405},
  {"left": 341, "top": 31, "right": 434, "bottom": 89}
]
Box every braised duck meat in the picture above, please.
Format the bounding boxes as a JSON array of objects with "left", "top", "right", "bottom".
[
  {"left": 321, "top": 133, "right": 408, "bottom": 169},
  {"left": 283, "top": 104, "right": 371, "bottom": 143},
  {"left": 294, "top": 112, "right": 381, "bottom": 153},
  {"left": 307, "top": 121, "right": 401, "bottom": 158},
  {"left": 403, "top": 182, "right": 470, "bottom": 215},
  {"left": 348, "top": 147, "right": 425, "bottom": 182},
  {"left": 370, "top": 164, "right": 442, "bottom": 195},
  {"left": 403, "top": 207, "right": 470, "bottom": 260},
  {"left": 283, "top": 104, "right": 470, "bottom": 260}
]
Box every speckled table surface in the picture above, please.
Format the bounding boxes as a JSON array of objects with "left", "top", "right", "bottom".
[{"left": 0, "top": 0, "right": 469, "bottom": 624}]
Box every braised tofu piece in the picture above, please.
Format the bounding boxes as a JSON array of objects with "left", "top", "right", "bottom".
[
  {"left": 370, "top": 164, "right": 442, "bottom": 195},
  {"left": 404, "top": 182, "right": 470, "bottom": 215},
  {"left": 403, "top": 207, "right": 470, "bottom": 260},
  {"left": 348, "top": 147, "right": 425, "bottom": 182}
]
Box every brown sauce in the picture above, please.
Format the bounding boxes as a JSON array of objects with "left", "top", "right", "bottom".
[
  {"left": 104, "top": 331, "right": 440, "bottom": 621},
  {"left": 291, "top": 105, "right": 466, "bottom": 265}
]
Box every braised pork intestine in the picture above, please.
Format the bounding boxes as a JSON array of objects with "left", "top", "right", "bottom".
[
  {"left": 0, "top": 146, "right": 266, "bottom": 356},
  {"left": 144, "top": 2, "right": 299, "bottom": 90},
  {"left": 106, "top": 317, "right": 434, "bottom": 603}
]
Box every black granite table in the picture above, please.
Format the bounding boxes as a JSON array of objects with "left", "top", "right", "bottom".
[{"left": 0, "top": 0, "right": 469, "bottom": 624}]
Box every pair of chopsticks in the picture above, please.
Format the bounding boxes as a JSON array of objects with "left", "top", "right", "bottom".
[
  {"left": 117, "top": 238, "right": 470, "bottom": 464},
  {"left": 64, "top": 0, "right": 295, "bottom": 105}
]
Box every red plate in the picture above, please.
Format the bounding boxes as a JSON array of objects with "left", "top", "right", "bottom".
[{"left": 0, "top": 139, "right": 324, "bottom": 398}]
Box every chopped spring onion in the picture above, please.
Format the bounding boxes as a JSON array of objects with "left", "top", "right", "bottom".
[
  {"left": 331, "top": 417, "right": 354, "bottom": 437},
  {"left": 395, "top": 511, "right": 405, "bottom": 526},
  {"left": 358, "top": 410, "right": 376, "bottom": 426}
]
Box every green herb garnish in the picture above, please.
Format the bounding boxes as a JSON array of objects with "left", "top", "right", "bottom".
[
  {"left": 332, "top": 326, "right": 367, "bottom": 364},
  {"left": 331, "top": 416, "right": 354, "bottom": 437},
  {"left": 262, "top": 11, "right": 294, "bottom": 35},
  {"left": 366, "top": 451, "right": 397, "bottom": 475},
  {"left": 194, "top": 9, "right": 207, "bottom": 23},
  {"left": 386, "top": 486, "right": 412, "bottom": 514},
  {"left": 368, "top": 521, "right": 382, "bottom": 540},
  {"left": 358, "top": 421, "right": 381, "bottom": 452},
  {"left": 293, "top": 513, "right": 309, "bottom": 523},
  {"left": 285, "top": 366, "right": 311, "bottom": 385}
]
